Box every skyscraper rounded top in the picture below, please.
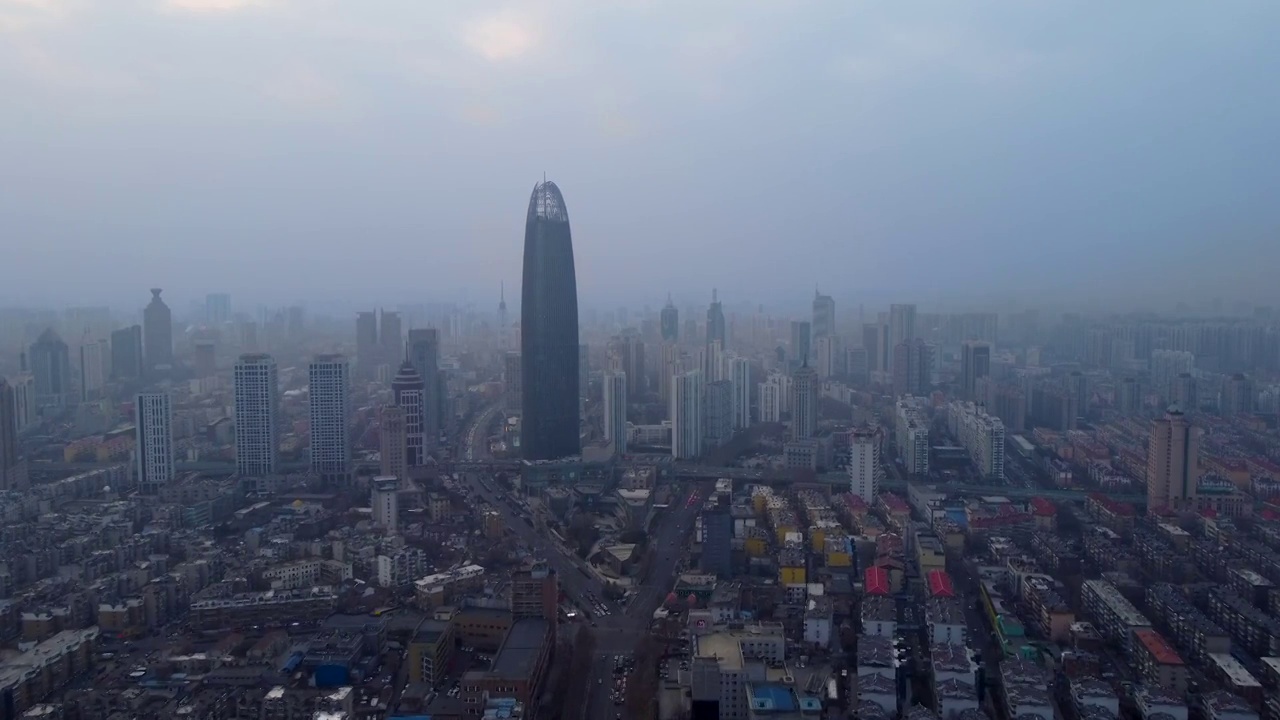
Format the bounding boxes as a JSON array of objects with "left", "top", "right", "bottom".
[
  {"left": 527, "top": 181, "right": 569, "bottom": 223},
  {"left": 151, "top": 288, "right": 163, "bottom": 299}
]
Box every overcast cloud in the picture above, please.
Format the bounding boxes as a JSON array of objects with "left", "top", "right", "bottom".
[{"left": 1, "top": 1, "right": 1278, "bottom": 314}]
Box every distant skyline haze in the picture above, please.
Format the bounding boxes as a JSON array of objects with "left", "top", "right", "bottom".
[{"left": 1, "top": 1, "right": 1278, "bottom": 312}]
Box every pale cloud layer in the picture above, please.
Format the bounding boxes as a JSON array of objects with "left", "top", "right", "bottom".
[{"left": 1, "top": 1, "right": 1278, "bottom": 314}]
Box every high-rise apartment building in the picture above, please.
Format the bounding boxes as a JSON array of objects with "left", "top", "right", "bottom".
[
  {"left": 758, "top": 372, "right": 791, "bottom": 423},
  {"left": 79, "top": 339, "right": 108, "bottom": 402},
  {"left": 699, "top": 339, "right": 726, "bottom": 383},
  {"left": 110, "top": 325, "right": 144, "bottom": 380},
  {"left": 135, "top": 392, "right": 174, "bottom": 493},
  {"left": 1171, "top": 373, "right": 1198, "bottom": 412},
  {"left": 961, "top": 341, "right": 992, "bottom": 401},
  {"left": 29, "top": 329, "right": 70, "bottom": 407},
  {"left": 372, "top": 476, "right": 399, "bottom": 534},
  {"left": 790, "top": 321, "right": 812, "bottom": 369},
  {"left": 672, "top": 370, "right": 704, "bottom": 460},
  {"left": 1147, "top": 408, "right": 1199, "bottom": 510},
  {"left": 658, "top": 343, "right": 683, "bottom": 407},
  {"left": 380, "top": 311, "right": 403, "bottom": 365},
  {"left": 730, "top": 357, "right": 751, "bottom": 430},
  {"left": 356, "top": 311, "right": 379, "bottom": 376},
  {"left": 608, "top": 333, "right": 646, "bottom": 398},
  {"left": 520, "top": 180, "right": 581, "bottom": 461},
  {"left": 892, "top": 339, "right": 934, "bottom": 398},
  {"left": 812, "top": 291, "right": 835, "bottom": 339},
  {"left": 1150, "top": 350, "right": 1194, "bottom": 404},
  {"left": 205, "top": 293, "right": 232, "bottom": 325},
  {"left": 888, "top": 304, "right": 916, "bottom": 369},
  {"left": 703, "top": 380, "right": 733, "bottom": 450},
  {"left": 234, "top": 353, "right": 279, "bottom": 477},
  {"left": 0, "top": 379, "right": 21, "bottom": 491},
  {"left": 895, "top": 398, "right": 930, "bottom": 476},
  {"left": 378, "top": 405, "right": 407, "bottom": 480},
  {"left": 392, "top": 361, "right": 426, "bottom": 468},
  {"left": 407, "top": 328, "right": 441, "bottom": 446},
  {"left": 143, "top": 288, "right": 173, "bottom": 374},
  {"left": 504, "top": 351, "right": 523, "bottom": 414},
  {"left": 604, "top": 371, "right": 628, "bottom": 455},
  {"left": 661, "top": 295, "right": 679, "bottom": 343},
  {"left": 1221, "top": 373, "right": 1254, "bottom": 415},
  {"left": 790, "top": 366, "right": 818, "bottom": 441},
  {"left": 947, "top": 401, "right": 1006, "bottom": 481},
  {"left": 308, "top": 354, "right": 351, "bottom": 478},
  {"left": 862, "top": 323, "right": 882, "bottom": 374},
  {"left": 849, "top": 427, "right": 883, "bottom": 502},
  {"left": 700, "top": 498, "right": 732, "bottom": 578},
  {"left": 1115, "top": 377, "right": 1142, "bottom": 416}
]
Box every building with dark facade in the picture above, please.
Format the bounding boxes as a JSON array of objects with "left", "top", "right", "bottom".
[
  {"left": 661, "top": 294, "right": 679, "bottom": 343},
  {"left": 392, "top": 361, "right": 426, "bottom": 468},
  {"left": 29, "top": 328, "right": 71, "bottom": 407},
  {"left": 143, "top": 288, "right": 173, "bottom": 374},
  {"left": 408, "top": 328, "right": 441, "bottom": 448},
  {"left": 110, "top": 324, "right": 144, "bottom": 380},
  {"left": 520, "top": 180, "right": 581, "bottom": 461}
]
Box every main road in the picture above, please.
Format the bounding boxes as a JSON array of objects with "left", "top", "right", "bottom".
[{"left": 457, "top": 403, "right": 709, "bottom": 719}]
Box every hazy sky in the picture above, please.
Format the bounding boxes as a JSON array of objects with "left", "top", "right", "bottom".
[{"left": 2, "top": 1, "right": 1278, "bottom": 314}]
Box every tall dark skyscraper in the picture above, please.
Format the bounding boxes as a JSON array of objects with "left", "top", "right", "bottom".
[
  {"left": 392, "top": 360, "right": 426, "bottom": 467},
  {"left": 111, "top": 324, "right": 144, "bottom": 380},
  {"left": 706, "top": 289, "right": 725, "bottom": 347},
  {"left": 520, "top": 180, "right": 581, "bottom": 461},
  {"left": 29, "top": 328, "right": 70, "bottom": 406},
  {"left": 661, "top": 294, "right": 679, "bottom": 343},
  {"left": 143, "top": 288, "right": 173, "bottom": 374},
  {"left": 407, "top": 328, "right": 441, "bottom": 448}
]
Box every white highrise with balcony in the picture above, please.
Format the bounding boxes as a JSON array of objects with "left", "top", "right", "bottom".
[
  {"left": 234, "top": 353, "right": 279, "bottom": 477},
  {"left": 672, "top": 369, "right": 704, "bottom": 460},
  {"left": 135, "top": 392, "right": 174, "bottom": 492},
  {"left": 308, "top": 354, "right": 351, "bottom": 477}
]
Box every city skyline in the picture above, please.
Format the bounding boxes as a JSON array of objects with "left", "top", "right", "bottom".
[{"left": 2, "top": 3, "right": 1278, "bottom": 309}]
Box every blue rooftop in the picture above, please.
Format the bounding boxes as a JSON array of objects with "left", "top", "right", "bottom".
[{"left": 747, "top": 683, "right": 798, "bottom": 712}]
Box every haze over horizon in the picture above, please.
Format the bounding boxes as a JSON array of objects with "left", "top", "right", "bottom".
[{"left": 2, "top": 1, "right": 1278, "bottom": 312}]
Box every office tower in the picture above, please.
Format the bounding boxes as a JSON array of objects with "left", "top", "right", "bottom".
[
  {"left": 1147, "top": 408, "right": 1199, "bottom": 510},
  {"left": 789, "top": 321, "right": 811, "bottom": 368},
  {"left": 888, "top": 303, "right": 917, "bottom": 368},
  {"left": 812, "top": 335, "right": 841, "bottom": 379},
  {"left": 372, "top": 476, "right": 399, "bottom": 534},
  {"left": 194, "top": 341, "right": 216, "bottom": 378},
  {"left": 700, "top": 498, "right": 732, "bottom": 578},
  {"left": 392, "top": 361, "right": 426, "bottom": 467},
  {"left": 1115, "top": 377, "right": 1141, "bottom": 416},
  {"left": 380, "top": 310, "right": 403, "bottom": 364},
  {"left": 604, "top": 371, "right": 628, "bottom": 455},
  {"left": 1150, "top": 349, "right": 1194, "bottom": 403},
  {"left": 891, "top": 339, "right": 933, "bottom": 398},
  {"left": 29, "top": 328, "right": 71, "bottom": 406},
  {"left": 110, "top": 325, "right": 143, "bottom": 380},
  {"left": 672, "top": 370, "right": 704, "bottom": 460},
  {"left": 658, "top": 343, "right": 682, "bottom": 407},
  {"left": 758, "top": 372, "right": 791, "bottom": 423},
  {"left": 699, "top": 339, "right": 727, "bottom": 383},
  {"left": 579, "top": 343, "right": 589, "bottom": 400},
  {"left": 812, "top": 291, "right": 835, "bottom": 338},
  {"left": 407, "top": 328, "right": 441, "bottom": 447},
  {"left": 790, "top": 365, "right": 818, "bottom": 441},
  {"left": 1067, "top": 371, "right": 1090, "bottom": 419},
  {"left": 730, "top": 357, "right": 751, "bottom": 429},
  {"left": 497, "top": 283, "right": 510, "bottom": 350},
  {"left": 703, "top": 380, "right": 733, "bottom": 450},
  {"left": 847, "top": 347, "right": 869, "bottom": 384},
  {"left": 608, "top": 333, "right": 646, "bottom": 398},
  {"left": 520, "top": 180, "right": 581, "bottom": 461},
  {"left": 961, "top": 341, "right": 992, "bottom": 401},
  {"left": 861, "top": 324, "right": 881, "bottom": 374},
  {"left": 308, "top": 354, "right": 351, "bottom": 478},
  {"left": 79, "top": 339, "right": 107, "bottom": 402},
  {"left": 205, "top": 293, "right": 232, "bottom": 325},
  {"left": 511, "top": 563, "right": 560, "bottom": 632},
  {"left": 504, "top": 351, "right": 523, "bottom": 413},
  {"left": 0, "top": 379, "right": 21, "bottom": 491},
  {"left": 356, "top": 311, "right": 378, "bottom": 376},
  {"left": 378, "top": 405, "right": 407, "bottom": 480},
  {"left": 849, "top": 427, "right": 883, "bottom": 502},
  {"left": 6, "top": 375, "right": 34, "bottom": 435},
  {"left": 661, "top": 295, "right": 679, "bottom": 343},
  {"left": 1221, "top": 373, "right": 1254, "bottom": 415},
  {"left": 1171, "top": 373, "right": 1197, "bottom": 412},
  {"left": 233, "top": 353, "right": 279, "bottom": 477},
  {"left": 135, "top": 392, "right": 174, "bottom": 493},
  {"left": 143, "top": 288, "right": 173, "bottom": 374},
  {"left": 706, "top": 290, "right": 726, "bottom": 347}
]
